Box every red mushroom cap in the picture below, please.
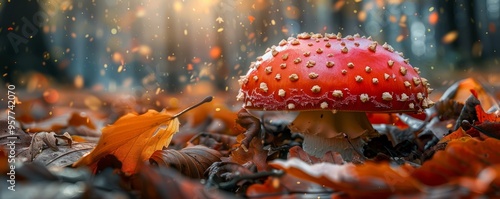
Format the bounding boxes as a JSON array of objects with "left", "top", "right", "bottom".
[{"left": 237, "top": 32, "right": 433, "bottom": 112}]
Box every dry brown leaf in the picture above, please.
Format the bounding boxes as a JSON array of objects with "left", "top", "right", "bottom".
[
  {"left": 224, "top": 134, "right": 269, "bottom": 172},
  {"left": 73, "top": 109, "right": 179, "bottom": 175},
  {"left": 270, "top": 158, "right": 421, "bottom": 198},
  {"left": 149, "top": 145, "right": 222, "bottom": 178}
]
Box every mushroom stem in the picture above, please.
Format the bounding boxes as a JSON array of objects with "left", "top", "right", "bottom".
[{"left": 288, "top": 111, "right": 377, "bottom": 161}]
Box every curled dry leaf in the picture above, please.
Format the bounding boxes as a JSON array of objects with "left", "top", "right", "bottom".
[
  {"left": 246, "top": 173, "right": 335, "bottom": 198},
  {"left": 26, "top": 132, "right": 73, "bottom": 161},
  {"left": 137, "top": 165, "right": 234, "bottom": 199},
  {"left": 440, "top": 78, "right": 498, "bottom": 111},
  {"left": 270, "top": 158, "right": 421, "bottom": 198},
  {"left": 73, "top": 109, "right": 179, "bottom": 175},
  {"left": 149, "top": 145, "right": 222, "bottom": 178},
  {"left": 225, "top": 134, "right": 269, "bottom": 172},
  {"left": 412, "top": 137, "right": 500, "bottom": 187}
]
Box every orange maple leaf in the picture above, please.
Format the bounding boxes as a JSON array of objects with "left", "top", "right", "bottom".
[{"left": 73, "top": 109, "right": 179, "bottom": 175}]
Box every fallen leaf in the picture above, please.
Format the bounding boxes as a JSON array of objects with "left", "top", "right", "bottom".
[
  {"left": 224, "top": 134, "right": 269, "bottom": 172},
  {"left": 73, "top": 109, "right": 179, "bottom": 175},
  {"left": 412, "top": 137, "right": 500, "bottom": 186},
  {"left": 137, "top": 166, "right": 234, "bottom": 199},
  {"left": 149, "top": 145, "right": 222, "bottom": 178},
  {"left": 246, "top": 173, "right": 336, "bottom": 198},
  {"left": 270, "top": 158, "right": 421, "bottom": 198}
]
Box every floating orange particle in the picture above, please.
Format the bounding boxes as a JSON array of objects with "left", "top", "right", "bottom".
[
  {"left": 74, "top": 75, "right": 84, "bottom": 89},
  {"left": 428, "top": 11, "right": 438, "bottom": 25},
  {"left": 489, "top": 22, "right": 496, "bottom": 33},
  {"left": 396, "top": 34, "right": 405, "bottom": 42},
  {"left": 43, "top": 88, "right": 60, "bottom": 104},
  {"left": 389, "top": 15, "right": 397, "bottom": 23},
  {"left": 248, "top": 15, "right": 255, "bottom": 24},
  {"left": 192, "top": 57, "right": 201, "bottom": 64},
  {"left": 358, "top": 11, "right": 367, "bottom": 22},
  {"left": 334, "top": 0, "right": 345, "bottom": 11},
  {"left": 442, "top": 31, "right": 458, "bottom": 44},
  {"left": 112, "top": 52, "right": 123, "bottom": 64},
  {"left": 210, "top": 46, "right": 222, "bottom": 59}
]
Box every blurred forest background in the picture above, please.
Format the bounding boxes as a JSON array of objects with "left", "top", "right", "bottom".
[{"left": 0, "top": 0, "right": 499, "bottom": 95}]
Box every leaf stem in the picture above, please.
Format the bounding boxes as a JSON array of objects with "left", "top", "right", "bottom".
[{"left": 172, "top": 96, "right": 213, "bottom": 118}]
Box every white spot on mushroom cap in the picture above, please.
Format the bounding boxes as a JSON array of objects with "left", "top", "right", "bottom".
[
  {"left": 409, "top": 103, "right": 414, "bottom": 109},
  {"left": 341, "top": 46, "right": 348, "bottom": 53},
  {"left": 311, "top": 85, "right": 321, "bottom": 93},
  {"left": 271, "top": 49, "right": 279, "bottom": 57},
  {"left": 303, "top": 51, "right": 311, "bottom": 57},
  {"left": 423, "top": 98, "right": 435, "bottom": 108},
  {"left": 372, "top": 78, "right": 379, "bottom": 84},
  {"left": 308, "top": 72, "right": 319, "bottom": 79},
  {"left": 360, "top": 94, "right": 369, "bottom": 102},
  {"left": 368, "top": 42, "right": 377, "bottom": 52},
  {"left": 347, "top": 62, "right": 354, "bottom": 68},
  {"left": 332, "top": 90, "right": 343, "bottom": 98},
  {"left": 404, "top": 81, "right": 411, "bottom": 87},
  {"left": 414, "top": 67, "right": 421, "bottom": 74},
  {"left": 400, "top": 93, "right": 409, "bottom": 101},
  {"left": 282, "top": 53, "right": 289, "bottom": 61},
  {"left": 316, "top": 48, "right": 323, "bottom": 54},
  {"left": 291, "top": 40, "right": 300, "bottom": 45},
  {"left": 275, "top": 73, "right": 281, "bottom": 80},
  {"left": 278, "top": 89, "right": 286, "bottom": 97},
  {"left": 355, "top": 75, "right": 363, "bottom": 82},
  {"left": 246, "top": 101, "right": 252, "bottom": 106},
  {"left": 384, "top": 73, "right": 390, "bottom": 80},
  {"left": 417, "top": 92, "right": 424, "bottom": 100},
  {"left": 294, "top": 58, "right": 302, "bottom": 64},
  {"left": 236, "top": 91, "right": 244, "bottom": 101},
  {"left": 306, "top": 60, "right": 316, "bottom": 68},
  {"left": 413, "top": 77, "right": 421, "bottom": 86},
  {"left": 400, "top": 67, "right": 407, "bottom": 76},
  {"left": 382, "top": 92, "right": 393, "bottom": 101},
  {"left": 320, "top": 102, "right": 328, "bottom": 109},
  {"left": 238, "top": 75, "right": 248, "bottom": 86},
  {"left": 265, "top": 66, "right": 272, "bottom": 74},
  {"left": 288, "top": 103, "right": 295, "bottom": 109},
  {"left": 326, "top": 61, "right": 335, "bottom": 68},
  {"left": 365, "top": 66, "right": 372, "bottom": 73},
  {"left": 253, "top": 75, "right": 259, "bottom": 81},
  {"left": 279, "top": 39, "right": 288, "bottom": 46},
  {"left": 289, "top": 74, "right": 299, "bottom": 81},
  {"left": 259, "top": 82, "right": 268, "bottom": 92},
  {"left": 280, "top": 63, "right": 287, "bottom": 69},
  {"left": 341, "top": 69, "right": 347, "bottom": 75},
  {"left": 387, "top": 60, "right": 394, "bottom": 67},
  {"left": 297, "top": 32, "right": 311, "bottom": 39}
]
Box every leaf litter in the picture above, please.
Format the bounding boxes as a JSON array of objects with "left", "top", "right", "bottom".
[{"left": 1, "top": 78, "right": 500, "bottom": 198}]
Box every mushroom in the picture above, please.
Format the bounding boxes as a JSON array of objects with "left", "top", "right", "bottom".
[{"left": 237, "top": 32, "right": 434, "bottom": 161}]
